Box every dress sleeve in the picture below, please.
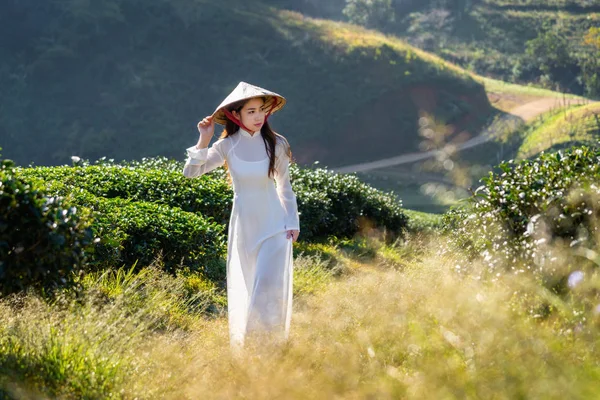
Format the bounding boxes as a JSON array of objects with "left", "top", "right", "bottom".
[
  {"left": 274, "top": 138, "right": 300, "bottom": 232},
  {"left": 182, "top": 138, "right": 227, "bottom": 178}
]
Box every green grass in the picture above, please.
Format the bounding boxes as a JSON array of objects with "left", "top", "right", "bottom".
[
  {"left": 403, "top": 209, "right": 444, "bottom": 232},
  {"left": 479, "top": 76, "right": 588, "bottom": 99},
  {"left": 517, "top": 102, "right": 600, "bottom": 158}
]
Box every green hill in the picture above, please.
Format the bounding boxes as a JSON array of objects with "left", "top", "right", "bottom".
[
  {"left": 272, "top": 0, "right": 600, "bottom": 97},
  {"left": 0, "top": 0, "right": 494, "bottom": 168},
  {"left": 516, "top": 102, "right": 600, "bottom": 158}
]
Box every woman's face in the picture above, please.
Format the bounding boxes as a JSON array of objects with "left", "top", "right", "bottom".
[{"left": 233, "top": 97, "right": 266, "bottom": 133}]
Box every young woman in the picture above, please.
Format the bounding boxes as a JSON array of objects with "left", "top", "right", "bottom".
[{"left": 183, "top": 82, "right": 300, "bottom": 350}]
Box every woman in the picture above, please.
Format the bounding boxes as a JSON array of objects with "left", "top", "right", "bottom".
[{"left": 183, "top": 82, "right": 300, "bottom": 350}]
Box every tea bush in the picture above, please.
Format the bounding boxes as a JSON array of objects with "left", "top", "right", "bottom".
[
  {"left": 290, "top": 165, "right": 408, "bottom": 241},
  {"left": 0, "top": 159, "right": 93, "bottom": 296},
  {"left": 9, "top": 157, "right": 406, "bottom": 285},
  {"left": 444, "top": 145, "right": 600, "bottom": 272},
  {"left": 20, "top": 158, "right": 408, "bottom": 244},
  {"left": 20, "top": 163, "right": 233, "bottom": 226},
  {"left": 61, "top": 189, "right": 227, "bottom": 281}
]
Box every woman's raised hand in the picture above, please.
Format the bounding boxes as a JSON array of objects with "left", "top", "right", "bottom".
[
  {"left": 197, "top": 116, "right": 215, "bottom": 139},
  {"left": 195, "top": 116, "right": 215, "bottom": 149}
]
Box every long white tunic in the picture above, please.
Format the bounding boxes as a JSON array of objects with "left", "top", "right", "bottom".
[{"left": 183, "top": 128, "right": 300, "bottom": 349}]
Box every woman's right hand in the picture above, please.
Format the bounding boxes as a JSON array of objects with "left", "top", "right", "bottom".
[{"left": 197, "top": 116, "right": 215, "bottom": 139}]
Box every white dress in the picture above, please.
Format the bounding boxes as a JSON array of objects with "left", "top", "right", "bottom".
[{"left": 183, "top": 128, "right": 300, "bottom": 350}]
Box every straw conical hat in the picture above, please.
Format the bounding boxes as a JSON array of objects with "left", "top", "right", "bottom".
[{"left": 212, "top": 82, "right": 286, "bottom": 125}]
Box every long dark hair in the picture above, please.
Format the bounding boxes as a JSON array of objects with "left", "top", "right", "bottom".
[{"left": 219, "top": 97, "right": 292, "bottom": 179}]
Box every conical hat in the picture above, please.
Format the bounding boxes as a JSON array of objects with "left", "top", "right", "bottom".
[{"left": 212, "top": 82, "right": 286, "bottom": 125}]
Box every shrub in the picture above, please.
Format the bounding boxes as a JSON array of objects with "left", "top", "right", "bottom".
[
  {"left": 20, "top": 158, "right": 408, "bottom": 244},
  {"left": 19, "top": 162, "right": 233, "bottom": 226},
  {"left": 444, "top": 145, "right": 600, "bottom": 273},
  {"left": 13, "top": 158, "right": 406, "bottom": 281},
  {"left": 342, "top": 0, "right": 395, "bottom": 29},
  {"left": 66, "top": 190, "right": 227, "bottom": 282},
  {"left": 291, "top": 165, "right": 408, "bottom": 241},
  {"left": 0, "top": 159, "right": 93, "bottom": 297}
]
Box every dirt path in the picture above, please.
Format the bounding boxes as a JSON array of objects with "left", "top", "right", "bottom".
[{"left": 334, "top": 97, "right": 592, "bottom": 174}]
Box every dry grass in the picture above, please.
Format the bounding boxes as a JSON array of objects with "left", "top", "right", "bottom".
[
  {"left": 2, "top": 235, "right": 600, "bottom": 399},
  {"left": 130, "top": 242, "right": 600, "bottom": 399}
]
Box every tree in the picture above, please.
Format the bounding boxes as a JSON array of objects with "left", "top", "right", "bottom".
[
  {"left": 525, "top": 23, "right": 580, "bottom": 92},
  {"left": 342, "top": 0, "right": 395, "bottom": 29},
  {"left": 580, "top": 27, "right": 600, "bottom": 97}
]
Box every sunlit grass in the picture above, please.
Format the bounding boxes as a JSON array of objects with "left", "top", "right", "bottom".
[
  {"left": 479, "top": 76, "right": 588, "bottom": 100},
  {"left": 518, "top": 103, "right": 600, "bottom": 158},
  {"left": 3, "top": 232, "right": 599, "bottom": 398},
  {"left": 274, "top": 10, "right": 475, "bottom": 80},
  {"left": 274, "top": 7, "right": 592, "bottom": 106}
]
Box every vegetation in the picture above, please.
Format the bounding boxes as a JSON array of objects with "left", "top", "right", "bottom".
[
  {"left": 0, "top": 0, "right": 492, "bottom": 169},
  {"left": 3, "top": 3, "right": 600, "bottom": 396},
  {"left": 2, "top": 137, "right": 600, "bottom": 398},
  {"left": 443, "top": 145, "right": 600, "bottom": 288},
  {"left": 271, "top": 0, "right": 600, "bottom": 97},
  {"left": 342, "top": 0, "right": 395, "bottom": 28},
  {"left": 0, "top": 158, "right": 93, "bottom": 297},
  {"left": 2, "top": 221, "right": 600, "bottom": 397},
  {"left": 290, "top": 164, "right": 408, "bottom": 240},
  {"left": 2, "top": 156, "right": 407, "bottom": 293},
  {"left": 517, "top": 102, "right": 600, "bottom": 158}
]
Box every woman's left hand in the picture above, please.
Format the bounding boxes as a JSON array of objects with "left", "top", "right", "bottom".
[{"left": 286, "top": 229, "right": 300, "bottom": 242}]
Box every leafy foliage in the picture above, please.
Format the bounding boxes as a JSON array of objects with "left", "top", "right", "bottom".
[
  {"left": 12, "top": 157, "right": 407, "bottom": 282},
  {"left": 0, "top": 159, "right": 93, "bottom": 297},
  {"left": 75, "top": 191, "right": 227, "bottom": 281},
  {"left": 291, "top": 164, "right": 408, "bottom": 240},
  {"left": 19, "top": 162, "right": 233, "bottom": 226},
  {"left": 342, "top": 0, "right": 395, "bottom": 29},
  {"left": 444, "top": 145, "right": 600, "bottom": 274}
]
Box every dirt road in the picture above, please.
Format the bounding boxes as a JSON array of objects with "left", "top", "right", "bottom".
[{"left": 334, "top": 97, "right": 591, "bottom": 174}]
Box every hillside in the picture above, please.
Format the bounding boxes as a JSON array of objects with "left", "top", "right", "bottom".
[
  {"left": 0, "top": 0, "right": 494, "bottom": 168},
  {"left": 515, "top": 102, "right": 600, "bottom": 158},
  {"left": 272, "top": 0, "right": 600, "bottom": 97},
  {"left": 348, "top": 92, "right": 596, "bottom": 213}
]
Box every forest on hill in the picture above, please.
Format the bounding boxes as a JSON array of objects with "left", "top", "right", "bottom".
[
  {"left": 0, "top": 0, "right": 494, "bottom": 168},
  {"left": 272, "top": 0, "right": 600, "bottom": 97}
]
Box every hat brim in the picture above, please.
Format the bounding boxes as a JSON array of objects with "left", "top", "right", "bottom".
[
  {"left": 210, "top": 82, "right": 286, "bottom": 125},
  {"left": 212, "top": 95, "right": 286, "bottom": 125}
]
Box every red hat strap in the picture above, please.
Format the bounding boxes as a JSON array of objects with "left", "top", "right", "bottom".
[
  {"left": 223, "top": 96, "right": 280, "bottom": 132},
  {"left": 264, "top": 97, "right": 279, "bottom": 122}
]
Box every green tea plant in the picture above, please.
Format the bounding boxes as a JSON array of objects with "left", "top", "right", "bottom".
[
  {"left": 290, "top": 165, "right": 408, "bottom": 241},
  {"left": 20, "top": 158, "right": 408, "bottom": 244},
  {"left": 444, "top": 145, "right": 600, "bottom": 276},
  {"left": 10, "top": 157, "right": 407, "bottom": 285},
  {"left": 20, "top": 162, "right": 233, "bottom": 226},
  {"left": 0, "top": 159, "right": 93, "bottom": 297}
]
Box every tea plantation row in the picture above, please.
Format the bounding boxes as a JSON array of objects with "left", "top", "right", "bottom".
[{"left": 1, "top": 157, "right": 408, "bottom": 296}]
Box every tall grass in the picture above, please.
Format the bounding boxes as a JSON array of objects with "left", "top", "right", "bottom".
[{"left": 1, "top": 235, "right": 600, "bottom": 398}]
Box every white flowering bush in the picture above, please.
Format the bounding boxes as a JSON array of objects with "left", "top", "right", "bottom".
[{"left": 443, "top": 145, "right": 600, "bottom": 275}]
